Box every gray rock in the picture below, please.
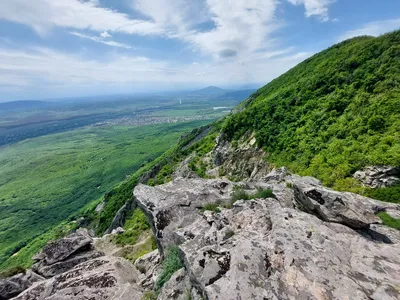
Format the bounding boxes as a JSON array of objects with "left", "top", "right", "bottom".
[
  {"left": 111, "top": 227, "right": 125, "bottom": 235},
  {"left": 134, "top": 250, "right": 161, "bottom": 290},
  {"left": 134, "top": 178, "right": 236, "bottom": 255},
  {"left": 32, "top": 250, "right": 104, "bottom": 278},
  {"left": 157, "top": 268, "right": 191, "bottom": 300},
  {"left": 354, "top": 166, "right": 400, "bottom": 188},
  {"left": 291, "top": 175, "right": 400, "bottom": 229},
  {"left": 212, "top": 133, "right": 271, "bottom": 181},
  {"left": 32, "top": 229, "right": 93, "bottom": 265},
  {"left": 14, "top": 257, "right": 143, "bottom": 300},
  {"left": 0, "top": 271, "right": 44, "bottom": 300},
  {"left": 134, "top": 178, "right": 400, "bottom": 300},
  {"left": 261, "top": 166, "right": 289, "bottom": 182}
]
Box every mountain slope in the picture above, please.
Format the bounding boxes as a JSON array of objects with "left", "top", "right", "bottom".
[
  {"left": 222, "top": 31, "right": 400, "bottom": 190},
  {"left": 190, "top": 86, "right": 229, "bottom": 96}
]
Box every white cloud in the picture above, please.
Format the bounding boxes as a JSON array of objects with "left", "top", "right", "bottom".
[
  {"left": 100, "top": 31, "right": 112, "bottom": 39},
  {"left": 338, "top": 19, "right": 400, "bottom": 41},
  {"left": 0, "top": 46, "right": 309, "bottom": 92},
  {"left": 286, "top": 0, "right": 335, "bottom": 21},
  {"left": 70, "top": 32, "right": 132, "bottom": 49},
  {"left": 0, "top": 0, "right": 162, "bottom": 36}
]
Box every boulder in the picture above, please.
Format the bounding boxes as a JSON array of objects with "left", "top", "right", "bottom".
[
  {"left": 104, "top": 199, "right": 136, "bottom": 235},
  {"left": 354, "top": 166, "right": 400, "bottom": 188},
  {"left": 0, "top": 271, "right": 44, "bottom": 300},
  {"left": 33, "top": 229, "right": 93, "bottom": 265},
  {"left": 291, "top": 175, "right": 400, "bottom": 229}
]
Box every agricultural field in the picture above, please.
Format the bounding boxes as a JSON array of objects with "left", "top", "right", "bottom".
[{"left": 0, "top": 119, "right": 212, "bottom": 269}]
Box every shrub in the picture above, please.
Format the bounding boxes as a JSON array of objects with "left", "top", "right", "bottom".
[
  {"left": 141, "top": 291, "right": 158, "bottom": 300},
  {"left": 115, "top": 209, "right": 150, "bottom": 246},
  {"left": 156, "top": 246, "right": 184, "bottom": 291}
]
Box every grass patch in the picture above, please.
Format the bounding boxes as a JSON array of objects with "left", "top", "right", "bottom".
[
  {"left": 0, "top": 265, "right": 26, "bottom": 279},
  {"left": 377, "top": 212, "right": 400, "bottom": 230},
  {"left": 200, "top": 203, "right": 221, "bottom": 213},
  {"left": 231, "top": 187, "right": 276, "bottom": 203},
  {"left": 156, "top": 246, "right": 184, "bottom": 291},
  {"left": 141, "top": 291, "right": 158, "bottom": 300},
  {"left": 114, "top": 209, "right": 150, "bottom": 246}
]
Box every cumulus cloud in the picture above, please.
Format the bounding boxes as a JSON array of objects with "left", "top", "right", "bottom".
[
  {"left": 0, "top": 0, "right": 162, "bottom": 36},
  {"left": 286, "top": 0, "right": 335, "bottom": 21},
  {"left": 338, "top": 19, "right": 400, "bottom": 41},
  {"left": 100, "top": 31, "right": 112, "bottom": 39}
]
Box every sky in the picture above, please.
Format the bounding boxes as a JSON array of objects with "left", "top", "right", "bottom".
[{"left": 0, "top": 0, "right": 399, "bottom": 101}]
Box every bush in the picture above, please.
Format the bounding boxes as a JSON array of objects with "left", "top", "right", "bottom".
[
  {"left": 156, "top": 246, "right": 184, "bottom": 291},
  {"left": 365, "top": 184, "right": 400, "bottom": 204}
]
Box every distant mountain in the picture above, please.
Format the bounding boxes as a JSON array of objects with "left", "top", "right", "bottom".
[
  {"left": 0, "top": 100, "right": 50, "bottom": 111},
  {"left": 190, "top": 86, "right": 230, "bottom": 96},
  {"left": 187, "top": 86, "right": 256, "bottom": 101}
]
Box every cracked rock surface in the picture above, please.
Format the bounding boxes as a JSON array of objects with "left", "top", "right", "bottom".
[{"left": 134, "top": 173, "right": 400, "bottom": 300}]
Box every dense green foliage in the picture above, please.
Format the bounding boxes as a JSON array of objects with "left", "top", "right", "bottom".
[
  {"left": 364, "top": 184, "right": 400, "bottom": 204},
  {"left": 0, "top": 120, "right": 211, "bottom": 271},
  {"left": 156, "top": 246, "right": 184, "bottom": 291},
  {"left": 223, "top": 31, "right": 400, "bottom": 191}
]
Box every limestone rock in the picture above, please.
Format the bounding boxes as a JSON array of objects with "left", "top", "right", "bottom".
[
  {"left": 134, "top": 178, "right": 400, "bottom": 300},
  {"left": 354, "top": 166, "right": 400, "bottom": 188}
]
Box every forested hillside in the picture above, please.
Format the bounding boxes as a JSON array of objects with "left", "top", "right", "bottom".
[{"left": 223, "top": 30, "right": 400, "bottom": 191}]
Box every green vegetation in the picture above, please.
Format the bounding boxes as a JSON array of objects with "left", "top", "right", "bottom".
[
  {"left": 0, "top": 265, "right": 26, "bottom": 279},
  {"left": 156, "top": 246, "right": 184, "bottom": 291},
  {"left": 114, "top": 209, "right": 150, "bottom": 246},
  {"left": 222, "top": 31, "right": 400, "bottom": 191},
  {"left": 141, "top": 291, "right": 158, "bottom": 300},
  {"left": 200, "top": 203, "right": 221, "bottom": 213},
  {"left": 365, "top": 184, "right": 400, "bottom": 204},
  {"left": 231, "top": 187, "right": 276, "bottom": 203},
  {"left": 0, "top": 120, "right": 211, "bottom": 271},
  {"left": 377, "top": 212, "right": 400, "bottom": 230}
]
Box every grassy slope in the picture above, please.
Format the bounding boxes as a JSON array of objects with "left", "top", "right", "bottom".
[
  {"left": 0, "top": 120, "right": 211, "bottom": 269},
  {"left": 222, "top": 31, "right": 400, "bottom": 192}
]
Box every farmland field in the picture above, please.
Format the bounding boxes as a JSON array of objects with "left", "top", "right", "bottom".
[{"left": 0, "top": 120, "right": 212, "bottom": 269}]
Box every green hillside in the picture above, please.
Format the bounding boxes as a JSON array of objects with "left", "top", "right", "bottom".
[{"left": 223, "top": 30, "right": 400, "bottom": 191}]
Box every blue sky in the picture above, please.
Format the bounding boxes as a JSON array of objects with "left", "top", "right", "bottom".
[{"left": 0, "top": 0, "right": 399, "bottom": 101}]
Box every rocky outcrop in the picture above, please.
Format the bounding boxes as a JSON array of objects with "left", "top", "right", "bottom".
[
  {"left": 212, "top": 132, "right": 270, "bottom": 181},
  {"left": 5, "top": 228, "right": 154, "bottom": 300},
  {"left": 354, "top": 166, "right": 400, "bottom": 188},
  {"left": 15, "top": 256, "right": 144, "bottom": 300},
  {"left": 134, "top": 173, "right": 400, "bottom": 300},
  {"left": 0, "top": 271, "right": 44, "bottom": 300},
  {"left": 32, "top": 229, "right": 103, "bottom": 278}
]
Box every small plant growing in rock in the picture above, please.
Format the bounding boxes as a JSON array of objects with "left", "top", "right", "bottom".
[
  {"left": 141, "top": 291, "right": 157, "bottom": 300},
  {"left": 200, "top": 203, "right": 221, "bottom": 213},
  {"left": 156, "top": 245, "right": 184, "bottom": 291},
  {"left": 224, "top": 229, "right": 235, "bottom": 240},
  {"left": 286, "top": 182, "right": 293, "bottom": 189},
  {"left": 253, "top": 188, "right": 276, "bottom": 199}
]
